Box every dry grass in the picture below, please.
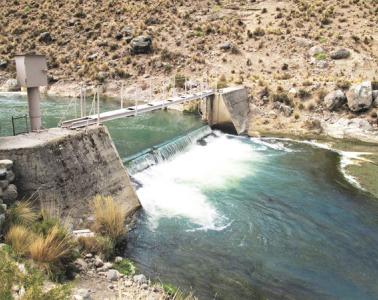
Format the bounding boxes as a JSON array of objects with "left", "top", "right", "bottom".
[
  {"left": 29, "top": 225, "right": 76, "bottom": 273},
  {"left": 77, "top": 235, "right": 114, "bottom": 260},
  {"left": 4, "top": 200, "right": 37, "bottom": 231},
  {"left": 5, "top": 225, "right": 36, "bottom": 256},
  {"left": 91, "top": 195, "right": 126, "bottom": 240}
]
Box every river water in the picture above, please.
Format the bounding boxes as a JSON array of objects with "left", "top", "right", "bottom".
[{"left": 1, "top": 94, "right": 378, "bottom": 300}]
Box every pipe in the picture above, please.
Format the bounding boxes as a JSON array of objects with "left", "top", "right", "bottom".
[{"left": 26, "top": 87, "right": 42, "bottom": 131}]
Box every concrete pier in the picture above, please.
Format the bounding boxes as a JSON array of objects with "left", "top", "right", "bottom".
[{"left": 0, "top": 126, "right": 140, "bottom": 223}]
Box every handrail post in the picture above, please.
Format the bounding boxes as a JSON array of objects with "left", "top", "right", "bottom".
[
  {"left": 97, "top": 86, "right": 100, "bottom": 126},
  {"left": 121, "top": 82, "right": 124, "bottom": 109}
]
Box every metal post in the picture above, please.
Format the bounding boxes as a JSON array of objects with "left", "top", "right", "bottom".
[
  {"left": 83, "top": 87, "right": 86, "bottom": 117},
  {"left": 97, "top": 87, "right": 100, "bottom": 126},
  {"left": 121, "top": 83, "right": 124, "bottom": 109},
  {"left": 80, "top": 86, "right": 83, "bottom": 117},
  {"left": 27, "top": 87, "right": 42, "bottom": 131}
]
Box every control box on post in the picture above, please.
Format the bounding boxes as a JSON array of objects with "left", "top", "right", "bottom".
[{"left": 15, "top": 54, "right": 48, "bottom": 132}]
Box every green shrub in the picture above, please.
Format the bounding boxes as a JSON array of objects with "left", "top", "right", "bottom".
[
  {"left": 113, "top": 258, "right": 136, "bottom": 276},
  {"left": 314, "top": 52, "right": 327, "bottom": 61},
  {"left": 162, "top": 283, "right": 178, "bottom": 296},
  {"left": 0, "top": 250, "right": 71, "bottom": 300}
]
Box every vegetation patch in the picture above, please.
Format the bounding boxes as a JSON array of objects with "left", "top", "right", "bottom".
[{"left": 113, "top": 258, "right": 136, "bottom": 276}]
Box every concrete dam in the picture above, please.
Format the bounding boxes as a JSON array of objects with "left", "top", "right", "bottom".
[{"left": 0, "top": 86, "right": 250, "bottom": 223}]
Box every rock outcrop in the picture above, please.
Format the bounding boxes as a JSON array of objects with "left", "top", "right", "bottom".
[
  {"left": 130, "top": 36, "right": 152, "bottom": 54},
  {"left": 324, "top": 90, "right": 347, "bottom": 111},
  {"left": 346, "top": 81, "right": 373, "bottom": 112}
]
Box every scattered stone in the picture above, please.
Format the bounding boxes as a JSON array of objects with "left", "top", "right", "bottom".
[
  {"left": 87, "top": 53, "right": 98, "bottom": 62},
  {"left": 114, "top": 256, "right": 123, "bottom": 263},
  {"left": 324, "top": 90, "right": 347, "bottom": 111},
  {"left": 0, "top": 169, "right": 6, "bottom": 180},
  {"left": 309, "top": 45, "right": 324, "bottom": 57},
  {"left": 39, "top": 32, "right": 53, "bottom": 43},
  {"left": 133, "top": 274, "right": 147, "bottom": 285},
  {"left": 124, "top": 279, "right": 133, "bottom": 287},
  {"left": 94, "top": 257, "right": 104, "bottom": 268},
  {"left": 2, "top": 79, "right": 20, "bottom": 92},
  {"left": 17, "top": 263, "right": 26, "bottom": 274},
  {"left": 73, "top": 288, "right": 91, "bottom": 300},
  {"left": 6, "top": 170, "right": 15, "bottom": 183},
  {"left": 0, "top": 160, "right": 13, "bottom": 170},
  {"left": 141, "top": 283, "right": 148, "bottom": 290},
  {"left": 130, "top": 35, "right": 152, "bottom": 54},
  {"left": 74, "top": 258, "right": 88, "bottom": 272},
  {"left": 73, "top": 229, "right": 95, "bottom": 238},
  {"left": 0, "top": 59, "right": 8, "bottom": 70},
  {"left": 273, "top": 102, "right": 293, "bottom": 117},
  {"left": 220, "top": 42, "right": 232, "bottom": 51},
  {"left": 2, "top": 184, "right": 17, "bottom": 205},
  {"left": 315, "top": 60, "right": 328, "bottom": 69},
  {"left": 107, "top": 269, "right": 120, "bottom": 281},
  {"left": 372, "top": 90, "right": 378, "bottom": 108},
  {"left": 330, "top": 48, "right": 351, "bottom": 60},
  {"left": 85, "top": 253, "right": 93, "bottom": 259},
  {"left": 346, "top": 81, "right": 373, "bottom": 112}
]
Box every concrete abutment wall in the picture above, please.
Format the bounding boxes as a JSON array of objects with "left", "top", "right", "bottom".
[
  {"left": 0, "top": 126, "right": 140, "bottom": 224},
  {"left": 201, "top": 86, "right": 250, "bottom": 134}
]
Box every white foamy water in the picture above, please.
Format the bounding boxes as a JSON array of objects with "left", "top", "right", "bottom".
[{"left": 134, "top": 132, "right": 263, "bottom": 230}]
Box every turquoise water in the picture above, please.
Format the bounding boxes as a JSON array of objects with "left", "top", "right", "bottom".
[
  {"left": 1, "top": 94, "right": 378, "bottom": 299},
  {"left": 0, "top": 93, "right": 203, "bottom": 157}
]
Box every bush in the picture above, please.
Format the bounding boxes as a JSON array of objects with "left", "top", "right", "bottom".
[
  {"left": 78, "top": 236, "right": 115, "bottom": 260},
  {"left": 5, "top": 225, "right": 36, "bottom": 256},
  {"left": 0, "top": 250, "right": 71, "bottom": 300},
  {"left": 91, "top": 195, "right": 126, "bottom": 241},
  {"left": 32, "top": 211, "right": 61, "bottom": 236},
  {"left": 29, "top": 225, "right": 77, "bottom": 278},
  {"left": 4, "top": 201, "right": 37, "bottom": 233},
  {"left": 113, "top": 258, "right": 136, "bottom": 276}
]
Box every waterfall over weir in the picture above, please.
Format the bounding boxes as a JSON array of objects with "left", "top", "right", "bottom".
[{"left": 124, "top": 125, "right": 213, "bottom": 175}]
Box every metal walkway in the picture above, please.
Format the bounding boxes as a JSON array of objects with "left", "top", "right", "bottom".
[{"left": 60, "top": 89, "right": 214, "bottom": 129}]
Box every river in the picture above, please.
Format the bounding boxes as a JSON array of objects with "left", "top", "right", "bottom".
[{"left": 1, "top": 94, "right": 378, "bottom": 299}]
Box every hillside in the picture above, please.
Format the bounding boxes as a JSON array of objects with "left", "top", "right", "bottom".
[{"left": 0, "top": 0, "right": 378, "bottom": 138}]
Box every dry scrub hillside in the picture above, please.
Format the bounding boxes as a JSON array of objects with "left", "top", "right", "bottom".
[
  {"left": 0, "top": 0, "right": 378, "bottom": 131},
  {"left": 0, "top": 0, "right": 377, "bottom": 84}
]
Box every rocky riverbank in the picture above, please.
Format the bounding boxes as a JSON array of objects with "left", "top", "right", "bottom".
[{"left": 72, "top": 254, "right": 171, "bottom": 300}]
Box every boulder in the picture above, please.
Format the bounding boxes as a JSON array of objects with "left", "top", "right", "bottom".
[
  {"left": 2, "top": 184, "right": 17, "bottom": 205},
  {"left": 2, "top": 79, "right": 20, "bottom": 92},
  {"left": 373, "top": 90, "right": 378, "bottom": 108},
  {"left": 330, "top": 48, "right": 351, "bottom": 60},
  {"left": 0, "top": 160, "right": 13, "bottom": 170},
  {"left": 106, "top": 269, "right": 120, "bottom": 281},
  {"left": 309, "top": 45, "right": 324, "bottom": 57},
  {"left": 220, "top": 42, "right": 232, "bottom": 51},
  {"left": 94, "top": 256, "right": 104, "bottom": 268},
  {"left": 6, "top": 170, "right": 15, "bottom": 183},
  {"left": 273, "top": 102, "right": 293, "bottom": 117},
  {"left": 73, "top": 288, "right": 91, "bottom": 300},
  {"left": 74, "top": 258, "right": 88, "bottom": 272},
  {"left": 0, "top": 59, "right": 8, "bottom": 70},
  {"left": 324, "top": 90, "right": 347, "bottom": 111},
  {"left": 133, "top": 274, "right": 147, "bottom": 285},
  {"left": 130, "top": 35, "right": 152, "bottom": 54},
  {"left": 0, "top": 169, "right": 6, "bottom": 180},
  {"left": 346, "top": 81, "right": 373, "bottom": 112},
  {"left": 39, "top": 32, "right": 53, "bottom": 43}
]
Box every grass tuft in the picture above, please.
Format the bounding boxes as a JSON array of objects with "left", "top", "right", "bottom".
[
  {"left": 4, "top": 200, "right": 37, "bottom": 232},
  {"left": 91, "top": 195, "right": 126, "bottom": 241},
  {"left": 5, "top": 225, "right": 36, "bottom": 256},
  {"left": 29, "top": 225, "right": 77, "bottom": 277}
]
